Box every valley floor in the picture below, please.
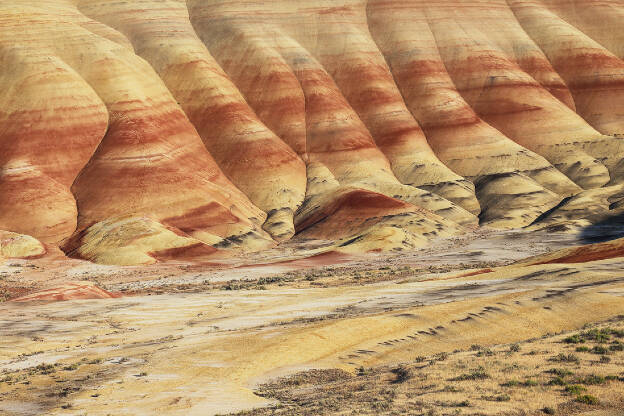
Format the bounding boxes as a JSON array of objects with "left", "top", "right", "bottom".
[{"left": 1, "top": 229, "right": 624, "bottom": 415}]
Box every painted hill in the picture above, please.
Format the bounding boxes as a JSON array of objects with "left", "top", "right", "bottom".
[{"left": 1, "top": 0, "right": 623, "bottom": 264}]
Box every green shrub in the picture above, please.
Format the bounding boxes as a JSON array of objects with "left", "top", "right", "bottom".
[
  {"left": 564, "top": 384, "right": 586, "bottom": 395},
  {"left": 576, "top": 394, "right": 599, "bottom": 405},
  {"left": 577, "top": 374, "right": 606, "bottom": 385},
  {"left": 581, "top": 329, "right": 610, "bottom": 343},
  {"left": 548, "top": 376, "right": 566, "bottom": 386},
  {"left": 591, "top": 346, "right": 609, "bottom": 355},
  {"left": 563, "top": 335, "right": 584, "bottom": 344}
]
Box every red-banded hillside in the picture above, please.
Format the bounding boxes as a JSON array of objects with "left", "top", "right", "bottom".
[{"left": 1, "top": 0, "right": 623, "bottom": 264}]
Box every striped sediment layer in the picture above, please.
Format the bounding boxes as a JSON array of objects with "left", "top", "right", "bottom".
[{"left": 0, "top": 0, "right": 623, "bottom": 264}]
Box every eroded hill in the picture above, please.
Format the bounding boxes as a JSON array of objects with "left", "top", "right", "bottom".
[{"left": 1, "top": 0, "right": 624, "bottom": 265}]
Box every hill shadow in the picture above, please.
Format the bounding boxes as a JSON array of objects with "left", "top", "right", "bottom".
[{"left": 579, "top": 211, "right": 624, "bottom": 244}]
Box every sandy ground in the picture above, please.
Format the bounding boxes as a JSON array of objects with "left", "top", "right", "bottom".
[{"left": 1, "top": 229, "right": 624, "bottom": 415}]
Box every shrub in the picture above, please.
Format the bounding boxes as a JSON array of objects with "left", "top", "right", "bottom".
[
  {"left": 510, "top": 344, "right": 521, "bottom": 352},
  {"left": 564, "top": 384, "right": 586, "bottom": 395},
  {"left": 62, "top": 363, "right": 79, "bottom": 371},
  {"left": 563, "top": 328, "right": 624, "bottom": 345},
  {"left": 551, "top": 353, "right": 579, "bottom": 363},
  {"left": 31, "top": 363, "right": 56, "bottom": 375},
  {"left": 591, "top": 346, "right": 609, "bottom": 355},
  {"left": 576, "top": 346, "right": 590, "bottom": 352},
  {"left": 547, "top": 368, "right": 573, "bottom": 377},
  {"left": 392, "top": 365, "right": 412, "bottom": 383},
  {"left": 451, "top": 367, "right": 489, "bottom": 381},
  {"left": 600, "top": 356, "right": 611, "bottom": 363},
  {"left": 476, "top": 348, "right": 494, "bottom": 357},
  {"left": 222, "top": 281, "right": 242, "bottom": 291},
  {"left": 581, "top": 329, "right": 610, "bottom": 343},
  {"left": 542, "top": 407, "right": 556, "bottom": 415},
  {"left": 577, "top": 374, "right": 606, "bottom": 385},
  {"left": 564, "top": 335, "right": 584, "bottom": 344},
  {"left": 576, "top": 394, "right": 599, "bottom": 405},
  {"left": 548, "top": 376, "right": 566, "bottom": 386},
  {"left": 483, "top": 394, "right": 510, "bottom": 402}
]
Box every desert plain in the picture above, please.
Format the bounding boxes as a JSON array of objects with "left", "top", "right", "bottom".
[{"left": 2, "top": 226, "right": 624, "bottom": 415}]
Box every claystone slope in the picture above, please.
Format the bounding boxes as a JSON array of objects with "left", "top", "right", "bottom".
[{"left": 0, "top": 0, "right": 623, "bottom": 265}]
